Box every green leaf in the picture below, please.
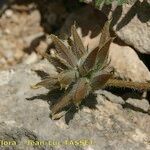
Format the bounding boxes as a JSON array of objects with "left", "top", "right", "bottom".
[
  {"left": 117, "top": 0, "right": 127, "bottom": 5},
  {"left": 105, "top": 0, "right": 114, "bottom": 5},
  {"left": 95, "top": 0, "right": 104, "bottom": 7}
]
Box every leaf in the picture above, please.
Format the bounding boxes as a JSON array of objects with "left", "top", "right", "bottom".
[
  {"left": 68, "top": 37, "right": 80, "bottom": 60},
  {"left": 99, "top": 21, "right": 111, "bottom": 49},
  {"left": 117, "top": 0, "right": 127, "bottom": 5},
  {"left": 71, "top": 24, "right": 86, "bottom": 58},
  {"left": 72, "top": 78, "right": 91, "bottom": 106},
  {"left": 95, "top": 0, "right": 104, "bottom": 7},
  {"left": 44, "top": 53, "right": 72, "bottom": 72},
  {"left": 51, "top": 111, "right": 67, "bottom": 120},
  {"left": 79, "top": 47, "right": 99, "bottom": 76},
  {"left": 51, "top": 78, "right": 90, "bottom": 114},
  {"left": 31, "top": 77, "right": 58, "bottom": 89},
  {"left": 105, "top": 79, "right": 150, "bottom": 91},
  {"left": 50, "top": 34, "right": 77, "bottom": 67},
  {"left": 51, "top": 90, "right": 73, "bottom": 115},
  {"left": 96, "top": 38, "right": 112, "bottom": 70},
  {"left": 58, "top": 70, "right": 79, "bottom": 89},
  {"left": 105, "top": 0, "right": 113, "bottom": 5},
  {"left": 91, "top": 73, "right": 112, "bottom": 90}
]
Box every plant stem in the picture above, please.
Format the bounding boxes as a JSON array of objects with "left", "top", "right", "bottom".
[{"left": 105, "top": 79, "right": 150, "bottom": 91}]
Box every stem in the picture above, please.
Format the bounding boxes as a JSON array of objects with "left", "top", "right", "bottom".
[{"left": 105, "top": 79, "right": 150, "bottom": 91}]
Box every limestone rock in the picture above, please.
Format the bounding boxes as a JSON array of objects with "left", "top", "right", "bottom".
[
  {"left": 112, "top": 1, "right": 150, "bottom": 54},
  {"left": 96, "top": 90, "right": 125, "bottom": 104},
  {"left": 0, "top": 60, "right": 150, "bottom": 149},
  {"left": 126, "top": 98, "right": 149, "bottom": 112},
  {"left": 109, "top": 43, "right": 150, "bottom": 82},
  {"left": 82, "top": 0, "right": 150, "bottom": 54}
]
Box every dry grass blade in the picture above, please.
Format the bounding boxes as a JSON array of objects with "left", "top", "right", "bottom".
[
  {"left": 71, "top": 24, "right": 86, "bottom": 58},
  {"left": 50, "top": 34, "right": 77, "bottom": 67}
]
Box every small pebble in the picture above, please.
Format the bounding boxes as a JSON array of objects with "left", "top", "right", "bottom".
[{"left": 5, "top": 9, "right": 13, "bottom": 18}]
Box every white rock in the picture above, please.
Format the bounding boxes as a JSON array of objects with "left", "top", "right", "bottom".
[
  {"left": 23, "top": 52, "right": 38, "bottom": 65},
  {"left": 0, "top": 70, "right": 15, "bottom": 86}
]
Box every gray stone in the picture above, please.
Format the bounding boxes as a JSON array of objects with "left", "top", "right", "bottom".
[
  {"left": 23, "top": 52, "right": 39, "bottom": 65},
  {"left": 0, "top": 69, "right": 15, "bottom": 86},
  {"left": 82, "top": 0, "right": 150, "bottom": 54},
  {"left": 109, "top": 43, "right": 150, "bottom": 82},
  {"left": 126, "top": 98, "right": 150, "bottom": 112},
  {"left": 96, "top": 90, "right": 125, "bottom": 105},
  {"left": 0, "top": 60, "right": 150, "bottom": 149},
  {"left": 112, "top": 1, "right": 150, "bottom": 54}
]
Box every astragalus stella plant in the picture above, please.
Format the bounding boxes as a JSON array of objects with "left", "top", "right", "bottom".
[{"left": 32, "top": 21, "right": 150, "bottom": 119}]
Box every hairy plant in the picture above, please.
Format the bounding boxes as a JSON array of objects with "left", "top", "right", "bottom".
[
  {"left": 32, "top": 21, "right": 150, "bottom": 119},
  {"left": 79, "top": 0, "right": 127, "bottom": 6}
]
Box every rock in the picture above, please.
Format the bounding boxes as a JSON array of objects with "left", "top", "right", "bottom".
[
  {"left": 82, "top": 0, "right": 150, "bottom": 54},
  {"left": 0, "top": 70, "right": 15, "bottom": 86},
  {"left": 109, "top": 43, "right": 150, "bottom": 82},
  {"left": 0, "top": 5, "right": 43, "bottom": 69},
  {"left": 112, "top": 1, "right": 150, "bottom": 54},
  {"left": 39, "top": 1, "right": 68, "bottom": 33},
  {"left": 4, "top": 9, "right": 13, "bottom": 18},
  {"left": 23, "top": 32, "right": 45, "bottom": 47},
  {"left": 31, "top": 59, "right": 57, "bottom": 76},
  {"left": 14, "top": 49, "right": 24, "bottom": 60},
  {"left": 23, "top": 52, "right": 39, "bottom": 65},
  {"left": 0, "top": 61, "right": 150, "bottom": 149},
  {"left": 126, "top": 98, "right": 149, "bottom": 112},
  {"left": 96, "top": 90, "right": 125, "bottom": 104},
  {"left": 2, "top": 49, "right": 14, "bottom": 60}
]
